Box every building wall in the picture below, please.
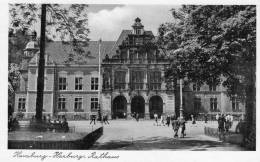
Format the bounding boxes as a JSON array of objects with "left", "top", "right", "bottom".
[{"left": 178, "top": 81, "right": 245, "bottom": 120}]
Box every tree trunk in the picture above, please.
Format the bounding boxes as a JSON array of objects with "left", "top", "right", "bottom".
[{"left": 35, "top": 4, "right": 46, "bottom": 122}]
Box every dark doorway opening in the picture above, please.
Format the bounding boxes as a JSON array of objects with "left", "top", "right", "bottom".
[
  {"left": 149, "top": 96, "right": 163, "bottom": 118},
  {"left": 112, "top": 96, "right": 127, "bottom": 119},
  {"left": 131, "top": 96, "right": 145, "bottom": 118}
]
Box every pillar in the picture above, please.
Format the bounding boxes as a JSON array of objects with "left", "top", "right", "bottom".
[
  {"left": 127, "top": 103, "right": 131, "bottom": 118},
  {"left": 145, "top": 102, "right": 150, "bottom": 119}
]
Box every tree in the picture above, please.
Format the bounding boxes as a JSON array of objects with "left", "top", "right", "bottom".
[
  {"left": 159, "top": 5, "right": 256, "bottom": 148},
  {"left": 9, "top": 4, "right": 89, "bottom": 121}
]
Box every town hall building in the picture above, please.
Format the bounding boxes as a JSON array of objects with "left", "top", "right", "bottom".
[{"left": 14, "top": 18, "right": 245, "bottom": 120}]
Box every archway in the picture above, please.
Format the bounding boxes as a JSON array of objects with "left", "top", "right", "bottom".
[
  {"left": 112, "top": 96, "right": 127, "bottom": 119},
  {"left": 131, "top": 96, "right": 145, "bottom": 118},
  {"left": 149, "top": 96, "right": 163, "bottom": 118}
]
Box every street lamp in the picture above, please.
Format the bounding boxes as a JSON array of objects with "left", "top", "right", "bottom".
[{"left": 178, "top": 65, "right": 184, "bottom": 119}]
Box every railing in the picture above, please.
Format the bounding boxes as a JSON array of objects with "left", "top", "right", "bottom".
[
  {"left": 114, "top": 83, "right": 126, "bottom": 90},
  {"left": 148, "top": 83, "right": 161, "bottom": 90},
  {"left": 130, "top": 83, "right": 144, "bottom": 90}
]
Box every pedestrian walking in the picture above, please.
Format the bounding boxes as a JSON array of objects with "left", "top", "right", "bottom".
[
  {"left": 191, "top": 114, "right": 196, "bottom": 124},
  {"left": 166, "top": 115, "right": 171, "bottom": 127},
  {"left": 136, "top": 113, "right": 139, "bottom": 122},
  {"left": 154, "top": 113, "right": 158, "bottom": 126},
  {"left": 61, "top": 117, "right": 69, "bottom": 132},
  {"left": 103, "top": 114, "right": 109, "bottom": 124},
  {"left": 225, "top": 114, "right": 231, "bottom": 132},
  {"left": 160, "top": 115, "right": 165, "bottom": 126},
  {"left": 90, "top": 114, "right": 96, "bottom": 125},
  {"left": 172, "top": 116, "right": 180, "bottom": 138},
  {"left": 218, "top": 114, "right": 226, "bottom": 140},
  {"left": 180, "top": 118, "right": 186, "bottom": 138}
]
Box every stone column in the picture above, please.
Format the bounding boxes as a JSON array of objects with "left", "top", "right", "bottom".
[
  {"left": 127, "top": 49, "right": 130, "bottom": 63},
  {"left": 126, "top": 69, "right": 129, "bottom": 89},
  {"left": 144, "top": 70, "right": 147, "bottom": 90},
  {"left": 145, "top": 102, "right": 150, "bottom": 119},
  {"left": 111, "top": 69, "right": 114, "bottom": 89},
  {"left": 161, "top": 70, "right": 165, "bottom": 90}
]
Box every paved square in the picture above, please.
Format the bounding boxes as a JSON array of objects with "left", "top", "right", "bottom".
[{"left": 68, "top": 120, "right": 245, "bottom": 150}]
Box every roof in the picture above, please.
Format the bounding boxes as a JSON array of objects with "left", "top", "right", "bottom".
[
  {"left": 28, "top": 29, "right": 155, "bottom": 66},
  {"left": 109, "top": 30, "right": 132, "bottom": 55},
  {"left": 29, "top": 41, "right": 115, "bottom": 65},
  {"left": 108, "top": 30, "right": 154, "bottom": 55}
]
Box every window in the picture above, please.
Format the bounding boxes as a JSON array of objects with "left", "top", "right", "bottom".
[
  {"left": 91, "top": 77, "right": 99, "bottom": 90},
  {"left": 91, "top": 98, "right": 99, "bottom": 111},
  {"left": 149, "top": 71, "right": 161, "bottom": 90},
  {"left": 232, "top": 97, "right": 240, "bottom": 111},
  {"left": 75, "top": 77, "right": 83, "bottom": 90},
  {"left": 74, "top": 97, "right": 83, "bottom": 110},
  {"left": 114, "top": 71, "right": 126, "bottom": 89},
  {"left": 210, "top": 98, "right": 218, "bottom": 111},
  {"left": 209, "top": 81, "right": 217, "bottom": 91},
  {"left": 58, "top": 97, "right": 66, "bottom": 110},
  {"left": 59, "top": 77, "right": 67, "bottom": 90},
  {"left": 194, "top": 97, "right": 201, "bottom": 113},
  {"left": 135, "top": 37, "right": 143, "bottom": 45},
  {"left": 135, "top": 29, "right": 141, "bottom": 35},
  {"left": 193, "top": 83, "right": 200, "bottom": 91},
  {"left": 18, "top": 98, "right": 26, "bottom": 112},
  {"left": 131, "top": 71, "right": 144, "bottom": 90}
]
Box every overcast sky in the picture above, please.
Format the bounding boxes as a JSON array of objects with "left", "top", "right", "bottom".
[{"left": 88, "top": 5, "right": 178, "bottom": 41}]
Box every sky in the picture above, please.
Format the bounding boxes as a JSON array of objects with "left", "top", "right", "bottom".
[{"left": 87, "top": 4, "right": 178, "bottom": 41}]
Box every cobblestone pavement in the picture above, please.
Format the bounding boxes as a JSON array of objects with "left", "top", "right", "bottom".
[{"left": 79, "top": 119, "right": 245, "bottom": 150}]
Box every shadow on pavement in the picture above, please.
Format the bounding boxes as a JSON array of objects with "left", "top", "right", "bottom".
[{"left": 91, "top": 136, "right": 231, "bottom": 150}]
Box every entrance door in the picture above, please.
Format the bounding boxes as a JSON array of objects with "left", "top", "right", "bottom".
[
  {"left": 131, "top": 96, "right": 145, "bottom": 118},
  {"left": 149, "top": 96, "right": 163, "bottom": 118},
  {"left": 112, "top": 96, "right": 127, "bottom": 119}
]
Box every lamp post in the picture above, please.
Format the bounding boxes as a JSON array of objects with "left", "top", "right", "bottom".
[
  {"left": 178, "top": 65, "right": 184, "bottom": 119},
  {"left": 179, "top": 78, "right": 184, "bottom": 119}
]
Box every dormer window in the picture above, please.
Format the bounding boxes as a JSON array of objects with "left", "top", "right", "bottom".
[{"left": 135, "top": 29, "right": 141, "bottom": 35}]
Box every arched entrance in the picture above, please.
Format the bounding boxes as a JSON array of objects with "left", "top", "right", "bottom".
[
  {"left": 149, "top": 96, "right": 163, "bottom": 118},
  {"left": 112, "top": 96, "right": 127, "bottom": 119},
  {"left": 131, "top": 96, "right": 145, "bottom": 118}
]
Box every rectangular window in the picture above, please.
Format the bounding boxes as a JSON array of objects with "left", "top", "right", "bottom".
[
  {"left": 149, "top": 71, "right": 161, "bottom": 90},
  {"left": 75, "top": 77, "right": 83, "bottom": 90},
  {"left": 114, "top": 71, "right": 126, "bottom": 89},
  {"left": 210, "top": 98, "right": 218, "bottom": 111},
  {"left": 59, "top": 77, "right": 67, "bottom": 90},
  {"left": 91, "top": 98, "right": 99, "bottom": 111},
  {"left": 58, "top": 97, "right": 66, "bottom": 110},
  {"left": 194, "top": 97, "right": 201, "bottom": 113},
  {"left": 131, "top": 71, "right": 144, "bottom": 90},
  {"left": 232, "top": 97, "right": 240, "bottom": 111},
  {"left": 209, "top": 82, "right": 217, "bottom": 91},
  {"left": 135, "top": 29, "right": 141, "bottom": 35},
  {"left": 91, "top": 77, "right": 99, "bottom": 90},
  {"left": 193, "top": 83, "right": 200, "bottom": 91},
  {"left": 18, "top": 98, "right": 26, "bottom": 111},
  {"left": 74, "top": 97, "right": 83, "bottom": 110},
  {"left": 135, "top": 37, "right": 143, "bottom": 45}
]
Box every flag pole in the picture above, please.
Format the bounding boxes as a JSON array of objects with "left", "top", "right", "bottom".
[{"left": 98, "top": 39, "right": 102, "bottom": 123}]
